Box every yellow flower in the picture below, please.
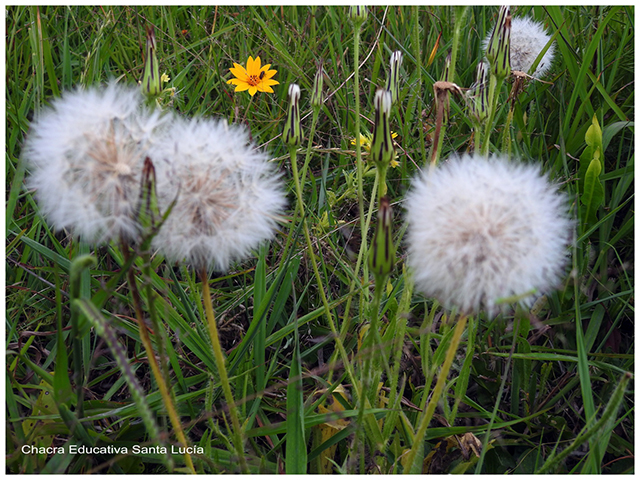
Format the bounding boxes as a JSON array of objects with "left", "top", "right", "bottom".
[
  {"left": 351, "top": 132, "right": 400, "bottom": 167},
  {"left": 161, "top": 73, "right": 170, "bottom": 83},
  {"left": 227, "top": 56, "right": 279, "bottom": 96}
]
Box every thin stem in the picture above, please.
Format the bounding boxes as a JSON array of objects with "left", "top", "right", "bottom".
[
  {"left": 412, "top": 6, "right": 427, "bottom": 165},
  {"left": 481, "top": 74, "right": 504, "bottom": 156},
  {"left": 122, "top": 245, "right": 196, "bottom": 474},
  {"left": 353, "top": 25, "right": 369, "bottom": 289},
  {"left": 475, "top": 311, "right": 521, "bottom": 473},
  {"left": 200, "top": 268, "right": 249, "bottom": 473},
  {"left": 405, "top": 314, "right": 468, "bottom": 473},
  {"left": 288, "top": 145, "right": 361, "bottom": 398}
]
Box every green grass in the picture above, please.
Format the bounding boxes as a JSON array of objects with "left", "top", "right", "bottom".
[{"left": 6, "top": 5, "right": 634, "bottom": 474}]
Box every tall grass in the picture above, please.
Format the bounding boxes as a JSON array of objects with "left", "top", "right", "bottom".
[{"left": 6, "top": 5, "right": 634, "bottom": 474}]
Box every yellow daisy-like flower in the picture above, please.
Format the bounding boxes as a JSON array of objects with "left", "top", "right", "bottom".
[
  {"left": 351, "top": 131, "right": 401, "bottom": 167},
  {"left": 227, "top": 56, "right": 279, "bottom": 96}
]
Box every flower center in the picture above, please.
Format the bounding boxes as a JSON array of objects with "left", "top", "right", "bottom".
[{"left": 247, "top": 74, "right": 261, "bottom": 86}]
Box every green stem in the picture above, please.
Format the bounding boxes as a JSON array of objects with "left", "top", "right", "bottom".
[
  {"left": 336, "top": 173, "right": 379, "bottom": 348},
  {"left": 449, "top": 7, "right": 469, "bottom": 85},
  {"left": 122, "top": 245, "right": 196, "bottom": 474},
  {"left": 411, "top": 6, "right": 427, "bottom": 165},
  {"left": 405, "top": 314, "right": 468, "bottom": 473},
  {"left": 201, "top": 269, "right": 248, "bottom": 473},
  {"left": 288, "top": 145, "right": 361, "bottom": 398},
  {"left": 502, "top": 104, "right": 514, "bottom": 158},
  {"left": 475, "top": 310, "right": 521, "bottom": 473},
  {"left": 481, "top": 74, "right": 504, "bottom": 156},
  {"left": 353, "top": 24, "right": 369, "bottom": 289}
]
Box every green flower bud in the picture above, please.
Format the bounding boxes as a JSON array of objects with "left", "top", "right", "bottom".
[
  {"left": 141, "top": 26, "right": 161, "bottom": 97},
  {"left": 370, "top": 89, "right": 394, "bottom": 168},
  {"left": 311, "top": 62, "right": 324, "bottom": 110},
  {"left": 385, "top": 51, "right": 403, "bottom": 105},
  {"left": 138, "top": 156, "right": 162, "bottom": 233},
  {"left": 283, "top": 84, "right": 302, "bottom": 146},
  {"left": 485, "top": 6, "right": 511, "bottom": 79},
  {"left": 348, "top": 6, "right": 368, "bottom": 28},
  {"left": 369, "top": 196, "right": 396, "bottom": 280},
  {"left": 467, "top": 61, "right": 489, "bottom": 125}
]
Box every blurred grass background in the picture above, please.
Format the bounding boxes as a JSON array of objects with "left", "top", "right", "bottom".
[{"left": 6, "top": 5, "right": 634, "bottom": 474}]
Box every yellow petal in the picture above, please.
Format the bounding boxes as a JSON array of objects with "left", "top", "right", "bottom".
[
  {"left": 262, "top": 78, "right": 279, "bottom": 87},
  {"left": 257, "top": 83, "right": 274, "bottom": 93},
  {"left": 227, "top": 78, "right": 246, "bottom": 86},
  {"left": 233, "top": 83, "right": 250, "bottom": 92},
  {"left": 248, "top": 85, "right": 258, "bottom": 96},
  {"left": 229, "top": 65, "right": 248, "bottom": 78},
  {"left": 247, "top": 56, "right": 261, "bottom": 74},
  {"left": 263, "top": 69, "right": 277, "bottom": 80}
]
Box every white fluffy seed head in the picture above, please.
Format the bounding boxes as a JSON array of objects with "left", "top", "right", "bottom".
[
  {"left": 149, "top": 116, "right": 287, "bottom": 271},
  {"left": 484, "top": 16, "right": 555, "bottom": 77},
  {"left": 23, "top": 82, "right": 169, "bottom": 243},
  {"left": 405, "top": 154, "right": 572, "bottom": 315}
]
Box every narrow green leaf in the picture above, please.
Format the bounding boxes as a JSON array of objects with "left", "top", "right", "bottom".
[
  {"left": 536, "top": 372, "right": 631, "bottom": 474},
  {"left": 285, "top": 332, "right": 307, "bottom": 473}
]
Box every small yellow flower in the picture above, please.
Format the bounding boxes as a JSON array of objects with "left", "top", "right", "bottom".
[
  {"left": 351, "top": 132, "right": 400, "bottom": 167},
  {"left": 161, "top": 73, "right": 170, "bottom": 84},
  {"left": 227, "top": 56, "right": 279, "bottom": 96}
]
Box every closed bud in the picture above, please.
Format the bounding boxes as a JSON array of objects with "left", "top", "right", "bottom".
[
  {"left": 348, "top": 6, "right": 368, "bottom": 28},
  {"left": 485, "top": 6, "right": 511, "bottom": 79},
  {"left": 369, "top": 196, "right": 396, "bottom": 280},
  {"left": 141, "top": 26, "right": 161, "bottom": 96},
  {"left": 370, "top": 89, "right": 394, "bottom": 168},
  {"left": 283, "top": 84, "right": 302, "bottom": 146},
  {"left": 467, "top": 61, "right": 489, "bottom": 125},
  {"left": 138, "top": 157, "right": 162, "bottom": 235},
  {"left": 385, "top": 51, "right": 403, "bottom": 105},
  {"left": 311, "top": 62, "right": 324, "bottom": 110}
]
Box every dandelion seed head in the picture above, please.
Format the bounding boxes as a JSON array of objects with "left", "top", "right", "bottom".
[
  {"left": 405, "top": 154, "right": 572, "bottom": 315},
  {"left": 23, "top": 82, "right": 169, "bottom": 243},
  {"left": 150, "top": 117, "right": 287, "bottom": 271}
]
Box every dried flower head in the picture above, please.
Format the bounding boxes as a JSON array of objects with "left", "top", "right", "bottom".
[
  {"left": 509, "top": 16, "right": 555, "bottom": 76},
  {"left": 23, "top": 82, "right": 168, "bottom": 243},
  {"left": 406, "top": 154, "right": 572, "bottom": 315},
  {"left": 149, "top": 117, "right": 287, "bottom": 271}
]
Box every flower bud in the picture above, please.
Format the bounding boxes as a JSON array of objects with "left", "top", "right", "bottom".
[
  {"left": 485, "top": 6, "right": 511, "bottom": 79},
  {"left": 348, "top": 6, "right": 368, "bottom": 28},
  {"left": 138, "top": 156, "right": 163, "bottom": 234},
  {"left": 369, "top": 196, "right": 396, "bottom": 280},
  {"left": 467, "top": 61, "right": 489, "bottom": 125},
  {"left": 283, "top": 84, "right": 302, "bottom": 146},
  {"left": 385, "top": 51, "right": 403, "bottom": 105},
  {"left": 370, "top": 89, "right": 394, "bottom": 168},
  {"left": 311, "top": 63, "right": 324, "bottom": 110},
  {"left": 141, "top": 26, "right": 161, "bottom": 96}
]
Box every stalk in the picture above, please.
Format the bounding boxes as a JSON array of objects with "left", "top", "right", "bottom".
[
  {"left": 405, "top": 314, "right": 468, "bottom": 473},
  {"left": 200, "top": 269, "right": 248, "bottom": 473},
  {"left": 122, "top": 244, "right": 196, "bottom": 474}
]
